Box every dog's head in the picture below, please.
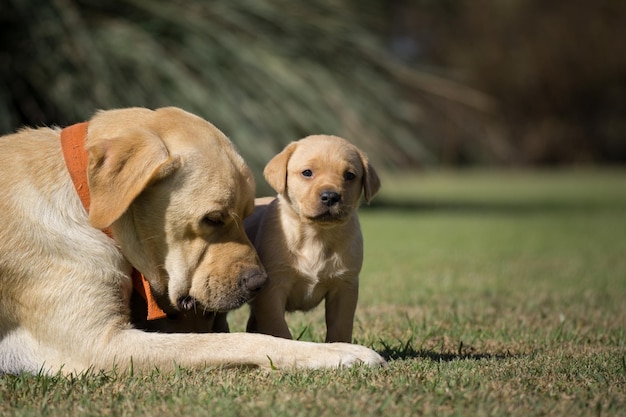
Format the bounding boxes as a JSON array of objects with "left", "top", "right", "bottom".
[
  {"left": 264, "top": 135, "right": 380, "bottom": 225},
  {"left": 84, "top": 107, "right": 266, "bottom": 314}
]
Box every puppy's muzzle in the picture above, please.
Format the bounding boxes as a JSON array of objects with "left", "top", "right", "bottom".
[{"left": 320, "top": 191, "right": 341, "bottom": 207}]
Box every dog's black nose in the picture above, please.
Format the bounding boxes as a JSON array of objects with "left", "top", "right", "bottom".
[
  {"left": 241, "top": 270, "right": 268, "bottom": 293},
  {"left": 177, "top": 295, "right": 197, "bottom": 311},
  {"left": 320, "top": 191, "right": 341, "bottom": 207}
]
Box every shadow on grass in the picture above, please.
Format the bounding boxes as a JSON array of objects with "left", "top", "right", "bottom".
[{"left": 378, "top": 340, "right": 514, "bottom": 362}]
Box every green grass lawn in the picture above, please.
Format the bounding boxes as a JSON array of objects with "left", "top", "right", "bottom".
[{"left": 2, "top": 169, "right": 625, "bottom": 416}]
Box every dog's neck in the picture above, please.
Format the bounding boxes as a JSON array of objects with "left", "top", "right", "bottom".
[{"left": 60, "top": 122, "right": 167, "bottom": 321}]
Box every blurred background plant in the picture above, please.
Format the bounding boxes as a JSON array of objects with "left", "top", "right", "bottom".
[{"left": 1, "top": 0, "right": 625, "bottom": 185}]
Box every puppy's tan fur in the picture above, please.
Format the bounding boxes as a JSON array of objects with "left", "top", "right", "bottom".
[
  {"left": 0, "top": 108, "right": 385, "bottom": 374},
  {"left": 245, "top": 135, "right": 380, "bottom": 342}
]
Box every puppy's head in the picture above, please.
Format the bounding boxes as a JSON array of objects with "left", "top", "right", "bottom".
[
  {"left": 264, "top": 135, "right": 380, "bottom": 225},
  {"left": 85, "top": 107, "right": 266, "bottom": 314}
]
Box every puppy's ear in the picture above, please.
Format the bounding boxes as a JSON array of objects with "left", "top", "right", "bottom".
[
  {"left": 264, "top": 142, "right": 298, "bottom": 195},
  {"left": 86, "top": 130, "right": 180, "bottom": 229},
  {"left": 358, "top": 150, "right": 381, "bottom": 203}
]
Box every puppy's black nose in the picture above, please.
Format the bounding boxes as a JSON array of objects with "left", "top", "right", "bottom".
[
  {"left": 320, "top": 191, "right": 341, "bottom": 207},
  {"left": 241, "top": 270, "right": 268, "bottom": 293}
]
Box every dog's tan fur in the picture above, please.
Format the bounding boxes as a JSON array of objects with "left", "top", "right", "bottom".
[
  {"left": 245, "top": 135, "right": 380, "bottom": 343},
  {"left": 0, "top": 108, "right": 385, "bottom": 374}
]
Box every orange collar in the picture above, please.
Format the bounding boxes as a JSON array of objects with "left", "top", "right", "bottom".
[{"left": 60, "top": 122, "right": 167, "bottom": 321}]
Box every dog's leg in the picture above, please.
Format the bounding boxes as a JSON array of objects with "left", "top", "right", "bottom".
[
  {"left": 13, "top": 313, "right": 384, "bottom": 374},
  {"left": 0, "top": 328, "right": 41, "bottom": 374},
  {"left": 6, "top": 290, "right": 383, "bottom": 373},
  {"left": 324, "top": 280, "right": 359, "bottom": 343},
  {"left": 85, "top": 329, "right": 385, "bottom": 372}
]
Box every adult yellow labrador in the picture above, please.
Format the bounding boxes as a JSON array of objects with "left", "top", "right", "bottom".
[
  {"left": 245, "top": 135, "right": 380, "bottom": 343},
  {"left": 0, "top": 107, "right": 385, "bottom": 374}
]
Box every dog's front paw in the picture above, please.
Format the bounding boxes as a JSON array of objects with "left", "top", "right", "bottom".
[
  {"left": 300, "top": 342, "right": 387, "bottom": 369},
  {"left": 332, "top": 343, "right": 387, "bottom": 367},
  {"left": 256, "top": 336, "right": 387, "bottom": 370}
]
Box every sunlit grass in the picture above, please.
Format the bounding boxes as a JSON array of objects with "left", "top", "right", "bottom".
[{"left": 2, "top": 169, "right": 625, "bottom": 417}]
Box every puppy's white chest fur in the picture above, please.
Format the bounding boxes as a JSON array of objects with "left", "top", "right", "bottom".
[
  {"left": 286, "top": 255, "right": 351, "bottom": 312},
  {"left": 294, "top": 240, "right": 350, "bottom": 281},
  {"left": 282, "top": 222, "right": 362, "bottom": 312}
]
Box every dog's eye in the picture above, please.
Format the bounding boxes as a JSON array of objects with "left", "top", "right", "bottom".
[
  {"left": 344, "top": 172, "right": 356, "bottom": 181},
  {"left": 301, "top": 169, "right": 313, "bottom": 178},
  {"left": 201, "top": 214, "right": 224, "bottom": 227}
]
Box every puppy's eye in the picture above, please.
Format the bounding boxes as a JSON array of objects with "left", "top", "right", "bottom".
[
  {"left": 201, "top": 214, "right": 224, "bottom": 227},
  {"left": 301, "top": 169, "right": 313, "bottom": 178},
  {"left": 344, "top": 172, "right": 356, "bottom": 181}
]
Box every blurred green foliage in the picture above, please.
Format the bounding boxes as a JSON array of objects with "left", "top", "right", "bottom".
[
  {"left": 1, "top": 0, "right": 624, "bottom": 177},
  {"left": 1, "top": 0, "right": 442, "bottom": 177}
]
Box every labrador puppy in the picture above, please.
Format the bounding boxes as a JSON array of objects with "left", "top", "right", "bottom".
[
  {"left": 0, "top": 108, "right": 385, "bottom": 374},
  {"left": 245, "top": 135, "right": 380, "bottom": 343}
]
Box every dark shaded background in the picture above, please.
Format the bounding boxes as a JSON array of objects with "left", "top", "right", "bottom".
[{"left": 2, "top": 0, "right": 625, "bottom": 175}]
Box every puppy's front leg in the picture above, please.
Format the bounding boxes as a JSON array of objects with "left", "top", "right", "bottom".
[
  {"left": 324, "top": 279, "right": 359, "bottom": 343},
  {"left": 212, "top": 312, "right": 230, "bottom": 333},
  {"left": 247, "top": 290, "right": 292, "bottom": 339}
]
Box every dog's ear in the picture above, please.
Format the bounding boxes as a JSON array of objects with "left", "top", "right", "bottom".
[
  {"left": 86, "top": 130, "right": 180, "bottom": 229},
  {"left": 264, "top": 142, "right": 298, "bottom": 195},
  {"left": 358, "top": 150, "right": 381, "bottom": 203}
]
